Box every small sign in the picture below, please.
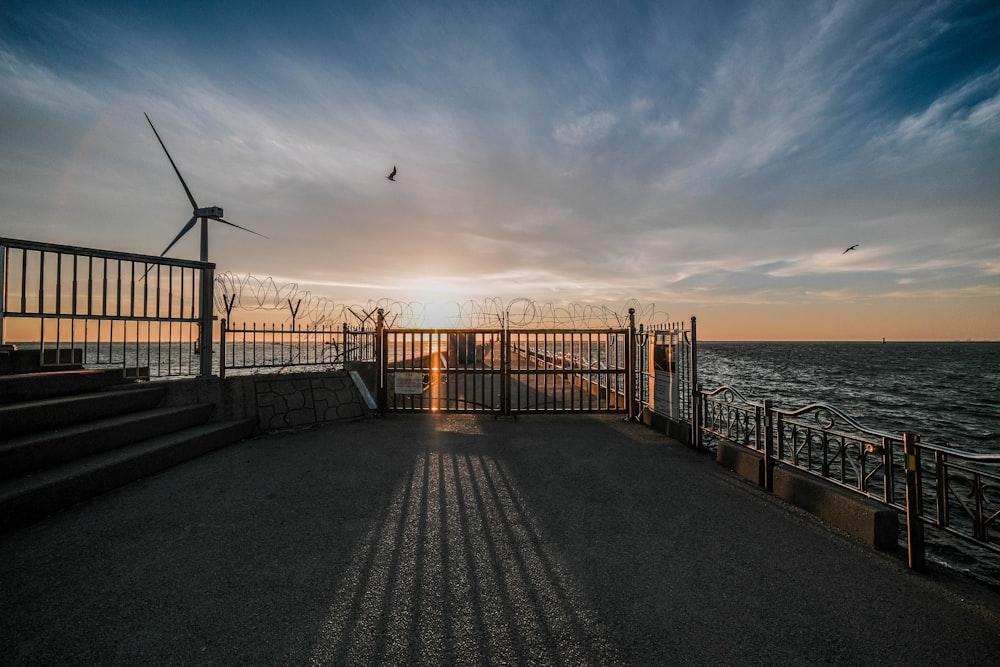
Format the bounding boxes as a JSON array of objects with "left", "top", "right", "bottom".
[{"left": 394, "top": 372, "right": 425, "bottom": 395}]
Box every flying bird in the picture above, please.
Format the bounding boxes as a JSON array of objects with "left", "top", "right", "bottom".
[
  {"left": 386, "top": 165, "right": 397, "bottom": 181},
  {"left": 843, "top": 244, "right": 859, "bottom": 254}
]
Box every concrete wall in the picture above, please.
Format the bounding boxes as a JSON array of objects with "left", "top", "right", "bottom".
[{"left": 157, "top": 368, "right": 376, "bottom": 433}]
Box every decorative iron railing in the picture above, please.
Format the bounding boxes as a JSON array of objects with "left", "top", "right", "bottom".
[
  {"left": 1, "top": 237, "right": 214, "bottom": 378},
  {"left": 698, "top": 385, "right": 1000, "bottom": 570}
]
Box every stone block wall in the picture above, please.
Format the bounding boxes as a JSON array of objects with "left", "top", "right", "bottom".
[
  {"left": 156, "top": 369, "right": 376, "bottom": 433},
  {"left": 255, "top": 373, "right": 369, "bottom": 431}
]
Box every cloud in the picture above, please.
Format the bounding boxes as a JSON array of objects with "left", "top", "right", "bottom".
[
  {"left": 1, "top": 0, "right": 997, "bottom": 338},
  {"left": 552, "top": 111, "right": 617, "bottom": 146}
]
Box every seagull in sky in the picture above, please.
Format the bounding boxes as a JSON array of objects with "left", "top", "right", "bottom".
[
  {"left": 843, "top": 244, "right": 859, "bottom": 254},
  {"left": 386, "top": 165, "right": 397, "bottom": 181}
]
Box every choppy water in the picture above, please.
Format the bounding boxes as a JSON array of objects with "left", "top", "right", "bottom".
[{"left": 698, "top": 342, "right": 1000, "bottom": 454}]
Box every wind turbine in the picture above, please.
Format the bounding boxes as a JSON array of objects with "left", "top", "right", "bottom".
[{"left": 145, "top": 113, "right": 266, "bottom": 262}]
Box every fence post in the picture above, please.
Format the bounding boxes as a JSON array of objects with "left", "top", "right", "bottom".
[
  {"left": 903, "top": 432, "right": 925, "bottom": 570},
  {"left": 0, "top": 243, "right": 7, "bottom": 346},
  {"left": 376, "top": 308, "right": 386, "bottom": 412},
  {"left": 690, "top": 316, "right": 700, "bottom": 448},
  {"left": 199, "top": 264, "right": 215, "bottom": 377},
  {"left": 219, "top": 318, "right": 227, "bottom": 379},
  {"left": 626, "top": 307, "right": 637, "bottom": 420},
  {"left": 500, "top": 327, "right": 510, "bottom": 416}
]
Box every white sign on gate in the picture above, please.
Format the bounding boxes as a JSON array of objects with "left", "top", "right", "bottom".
[{"left": 394, "top": 371, "right": 425, "bottom": 394}]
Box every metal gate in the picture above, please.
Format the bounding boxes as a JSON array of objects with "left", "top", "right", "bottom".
[{"left": 381, "top": 327, "right": 636, "bottom": 415}]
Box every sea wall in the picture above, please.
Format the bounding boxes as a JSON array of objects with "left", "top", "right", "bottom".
[{"left": 157, "top": 365, "right": 378, "bottom": 432}]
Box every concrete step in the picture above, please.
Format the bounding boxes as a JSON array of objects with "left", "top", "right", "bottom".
[
  {"left": 0, "top": 348, "right": 84, "bottom": 375},
  {"left": 0, "top": 404, "right": 216, "bottom": 480},
  {"left": 0, "top": 385, "right": 166, "bottom": 438},
  {"left": 0, "top": 368, "right": 134, "bottom": 405},
  {"left": 0, "top": 418, "right": 255, "bottom": 532}
]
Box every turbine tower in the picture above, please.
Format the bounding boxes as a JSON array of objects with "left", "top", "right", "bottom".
[{"left": 145, "top": 113, "right": 266, "bottom": 262}]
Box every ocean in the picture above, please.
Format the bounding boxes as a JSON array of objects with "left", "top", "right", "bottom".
[{"left": 697, "top": 342, "right": 1000, "bottom": 454}]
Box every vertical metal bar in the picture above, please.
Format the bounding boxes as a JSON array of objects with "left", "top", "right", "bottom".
[
  {"left": 219, "top": 318, "right": 227, "bottom": 379},
  {"left": 882, "top": 437, "right": 895, "bottom": 504},
  {"left": 17, "top": 249, "right": 28, "bottom": 314},
  {"left": 54, "top": 253, "right": 63, "bottom": 355},
  {"left": 626, "top": 308, "right": 637, "bottom": 419},
  {"left": 116, "top": 259, "right": 122, "bottom": 317},
  {"left": 903, "top": 432, "right": 925, "bottom": 570},
  {"left": 54, "top": 252, "right": 62, "bottom": 317},
  {"left": 763, "top": 399, "right": 774, "bottom": 491},
  {"left": 199, "top": 264, "right": 214, "bottom": 376},
  {"left": 934, "top": 451, "right": 947, "bottom": 528},
  {"left": 1, "top": 244, "right": 8, "bottom": 345},
  {"left": 377, "top": 310, "right": 386, "bottom": 412},
  {"left": 71, "top": 255, "right": 78, "bottom": 316},
  {"left": 101, "top": 258, "right": 108, "bottom": 317},
  {"left": 690, "top": 316, "right": 700, "bottom": 448},
  {"left": 38, "top": 251, "right": 45, "bottom": 315}
]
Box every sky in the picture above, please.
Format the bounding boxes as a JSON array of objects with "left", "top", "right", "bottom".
[{"left": 1, "top": 0, "right": 999, "bottom": 340}]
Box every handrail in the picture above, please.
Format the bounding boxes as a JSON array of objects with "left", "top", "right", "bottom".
[{"left": 0, "top": 237, "right": 213, "bottom": 271}]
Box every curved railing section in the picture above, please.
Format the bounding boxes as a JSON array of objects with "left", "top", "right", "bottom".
[{"left": 698, "top": 384, "right": 1000, "bottom": 568}]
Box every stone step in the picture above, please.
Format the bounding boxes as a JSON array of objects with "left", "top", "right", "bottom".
[
  {"left": 0, "top": 419, "right": 255, "bottom": 532},
  {"left": 0, "top": 404, "right": 215, "bottom": 479},
  {"left": 0, "top": 385, "right": 166, "bottom": 438},
  {"left": 0, "top": 368, "right": 134, "bottom": 405},
  {"left": 0, "top": 348, "right": 84, "bottom": 375}
]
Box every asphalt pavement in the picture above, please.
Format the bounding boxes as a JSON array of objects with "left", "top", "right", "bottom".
[{"left": 2, "top": 413, "right": 999, "bottom": 665}]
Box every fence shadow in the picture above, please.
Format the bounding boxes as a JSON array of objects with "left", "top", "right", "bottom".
[{"left": 309, "top": 433, "right": 619, "bottom": 664}]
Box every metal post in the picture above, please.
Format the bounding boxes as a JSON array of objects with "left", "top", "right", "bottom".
[
  {"left": 198, "top": 264, "right": 215, "bottom": 377},
  {"left": 1, "top": 243, "right": 7, "bottom": 346},
  {"left": 500, "top": 327, "right": 510, "bottom": 416},
  {"left": 763, "top": 399, "right": 774, "bottom": 491},
  {"left": 690, "top": 316, "right": 700, "bottom": 448},
  {"left": 626, "top": 307, "right": 637, "bottom": 420},
  {"left": 376, "top": 308, "right": 386, "bottom": 412},
  {"left": 934, "top": 451, "right": 947, "bottom": 531},
  {"left": 219, "top": 318, "right": 227, "bottom": 379},
  {"left": 903, "top": 432, "right": 925, "bottom": 570}
]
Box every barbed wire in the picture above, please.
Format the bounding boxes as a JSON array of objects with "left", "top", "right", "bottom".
[{"left": 214, "top": 272, "right": 670, "bottom": 329}]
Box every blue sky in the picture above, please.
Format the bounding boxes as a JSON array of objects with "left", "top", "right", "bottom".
[{"left": 2, "top": 0, "right": 998, "bottom": 339}]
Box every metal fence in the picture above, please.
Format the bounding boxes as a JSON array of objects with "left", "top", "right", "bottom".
[
  {"left": 380, "top": 325, "right": 636, "bottom": 415},
  {"left": 697, "top": 385, "right": 1000, "bottom": 570},
  {"left": 219, "top": 320, "right": 377, "bottom": 377},
  {"left": 637, "top": 319, "right": 697, "bottom": 441},
  {"left": 1, "top": 237, "right": 214, "bottom": 378}
]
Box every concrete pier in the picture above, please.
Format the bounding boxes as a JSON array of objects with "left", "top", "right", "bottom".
[{"left": 2, "top": 414, "right": 999, "bottom": 664}]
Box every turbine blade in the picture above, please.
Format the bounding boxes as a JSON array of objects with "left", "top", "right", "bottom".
[
  {"left": 160, "top": 215, "right": 199, "bottom": 256},
  {"left": 145, "top": 113, "right": 199, "bottom": 210},
  {"left": 215, "top": 217, "right": 268, "bottom": 239}
]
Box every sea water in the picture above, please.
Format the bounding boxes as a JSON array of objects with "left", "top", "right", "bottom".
[{"left": 698, "top": 342, "right": 1000, "bottom": 454}]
